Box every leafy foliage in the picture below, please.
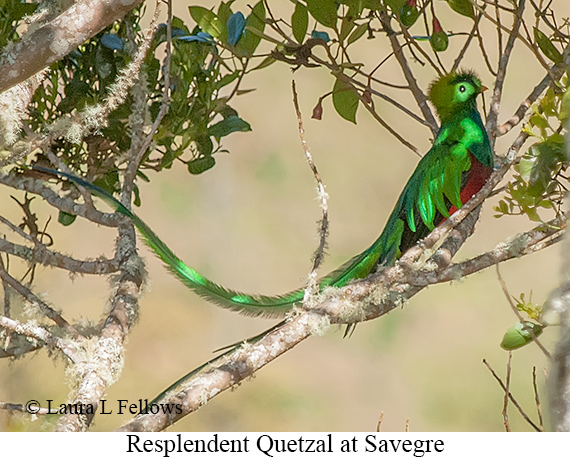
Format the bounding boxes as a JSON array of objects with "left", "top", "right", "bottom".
[
  {"left": 19, "top": 5, "right": 263, "bottom": 208},
  {"left": 494, "top": 82, "right": 569, "bottom": 223}
]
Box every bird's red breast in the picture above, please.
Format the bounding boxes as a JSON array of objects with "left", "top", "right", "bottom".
[{"left": 449, "top": 153, "right": 493, "bottom": 216}]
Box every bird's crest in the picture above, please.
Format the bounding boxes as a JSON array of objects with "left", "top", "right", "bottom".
[{"left": 428, "top": 70, "right": 483, "bottom": 122}]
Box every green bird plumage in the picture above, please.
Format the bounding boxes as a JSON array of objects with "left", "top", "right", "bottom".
[{"left": 34, "top": 71, "right": 493, "bottom": 317}]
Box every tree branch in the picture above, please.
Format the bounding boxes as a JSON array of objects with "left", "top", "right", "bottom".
[
  {"left": 378, "top": 11, "right": 439, "bottom": 135},
  {"left": 0, "top": 238, "right": 120, "bottom": 275},
  {"left": 0, "top": 170, "right": 119, "bottom": 227}
]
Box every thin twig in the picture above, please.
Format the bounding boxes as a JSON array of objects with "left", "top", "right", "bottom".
[
  {"left": 376, "top": 411, "right": 384, "bottom": 432},
  {"left": 532, "top": 366, "right": 545, "bottom": 431},
  {"left": 291, "top": 80, "right": 329, "bottom": 289},
  {"left": 357, "top": 88, "right": 421, "bottom": 156},
  {"left": 0, "top": 237, "right": 120, "bottom": 275},
  {"left": 502, "top": 351, "right": 513, "bottom": 432},
  {"left": 0, "top": 170, "right": 118, "bottom": 227},
  {"left": 378, "top": 11, "right": 438, "bottom": 135},
  {"left": 0, "top": 256, "right": 80, "bottom": 337},
  {"left": 486, "top": 0, "right": 525, "bottom": 147},
  {"left": 0, "top": 402, "right": 58, "bottom": 415},
  {"left": 0, "top": 314, "right": 78, "bottom": 362},
  {"left": 451, "top": 14, "right": 483, "bottom": 73},
  {"left": 497, "top": 41, "right": 570, "bottom": 136},
  {"left": 483, "top": 358, "right": 541, "bottom": 432},
  {"left": 471, "top": 0, "right": 551, "bottom": 72}
]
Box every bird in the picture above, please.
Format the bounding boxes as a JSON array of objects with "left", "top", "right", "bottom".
[{"left": 34, "top": 70, "right": 493, "bottom": 318}]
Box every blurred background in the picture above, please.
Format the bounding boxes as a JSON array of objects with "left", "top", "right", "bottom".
[{"left": 0, "top": 0, "right": 566, "bottom": 431}]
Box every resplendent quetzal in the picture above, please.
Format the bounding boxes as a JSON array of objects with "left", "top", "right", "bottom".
[{"left": 35, "top": 70, "right": 493, "bottom": 317}]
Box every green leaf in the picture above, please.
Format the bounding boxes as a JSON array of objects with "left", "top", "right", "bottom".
[
  {"left": 500, "top": 321, "right": 543, "bottom": 350},
  {"left": 188, "top": 156, "right": 216, "bottom": 174},
  {"left": 560, "top": 90, "right": 570, "bottom": 121},
  {"left": 208, "top": 115, "right": 252, "bottom": 139},
  {"left": 58, "top": 211, "right": 76, "bottom": 226},
  {"left": 339, "top": 17, "right": 355, "bottom": 42},
  {"left": 292, "top": 3, "right": 309, "bottom": 43},
  {"left": 494, "top": 200, "right": 508, "bottom": 215},
  {"left": 529, "top": 112, "right": 549, "bottom": 131},
  {"left": 133, "top": 185, "right": 141, "bottom": 207},
  {"left": 332, "top": 78, "right": 359, "bottom": 123},
  {"left": 217, "top": 1, "right": 234, "bottom": 25},
  {"left": 527, "top": 138, "right": 566, "bottom": 190},
  {"left": 195, "top": 135, "right": 214, "bottom": 156},
  {"left": 189, "top": 6, "right": 226, "bottom": 39},
  {"left": 347, "top": 23, "right": 368, "bottom": 44},
  {"left": 93, "top": 170, "right": 120, "bottom": 195},
  {"left": 445, "top": 0, "right": 475, "bottom": 19},
  {"left": 306, "top": 0, "right": 338, "bottom": 28},
  {"left": 534, "top": 27, "right": 563, "bottom": 64},
  {"left": 517, "top": 154, "right": 535, "bottom": 182},
  {"left": 235, "top": 1, "right": 266, "bottom": 56},
  {"left": 251, "top": 55, "right": 276, "bottom": 71}
]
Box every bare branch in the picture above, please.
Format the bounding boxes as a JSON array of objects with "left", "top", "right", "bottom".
[
  {"left": 549, "top": 155, "right": 570, "bottom": 431},
  {"left": 0, "top": 402, "right": 58, "bottom": 415},
  {"left": 122, "top": 3, "right": 165, "bottom": 203},
  {"left": 496, "top": 42, "right": 570, "bottom": 136},
  {"left": 483, "top": 358, "right": 541, "bottom": 432},
  {"left": 417, "top": 215, "right": 565, "bottom": 286},
  {"left": 55, "top": 220, "right": 143, "bottom": 431},
  {"left": 0, "top": 314, "right": 77, "bottom": 362},
  {"left": 0, "top": 256, "right": 80, "bottom": 336},
  {"left": 51, "top": 7, "right": 162, "bottom": 425},
  {"left": 0, "top": 237, "right": 119, "bottom": 275},
  {"left": 291, "top": 80, "right": 329, "bottom": 291},
  {"left": 0, "top": 170, "right": 119, "bottom": 227},
  {"left": 486, "top": 0, "right": 525, "bottom": 146},
  {"left": 532, "top": 366, "right": 545, "bottom": 431},
  {"left": 503, "top": 352, "right": 513, "bottom": 432},
  {"left": 378, "top": 11, "right": 439, "bottom": 135},
  {"left": 451, "top": 14, "right": 483, "bottom": 73}
]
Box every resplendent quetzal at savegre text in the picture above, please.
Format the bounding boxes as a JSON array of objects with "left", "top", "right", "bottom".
[{"left": 35, "top": 70, "right": 494, "bottom": 317}]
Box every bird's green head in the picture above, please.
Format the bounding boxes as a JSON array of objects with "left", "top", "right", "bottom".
[{"left": 428, "top": 71, "right": 486, "bottom": 122}]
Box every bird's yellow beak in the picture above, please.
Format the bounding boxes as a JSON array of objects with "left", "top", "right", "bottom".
[{"left": 480, "top": 85, "right": 488, "bottom": 93}]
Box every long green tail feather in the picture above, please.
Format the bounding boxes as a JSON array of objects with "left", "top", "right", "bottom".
[{"left": 33, "top": 166, "right": 384, "bottom": 317}]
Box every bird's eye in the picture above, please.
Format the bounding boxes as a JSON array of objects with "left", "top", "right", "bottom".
[{"left": 459, "top": 85, "right": 466, "bottom": 93}]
